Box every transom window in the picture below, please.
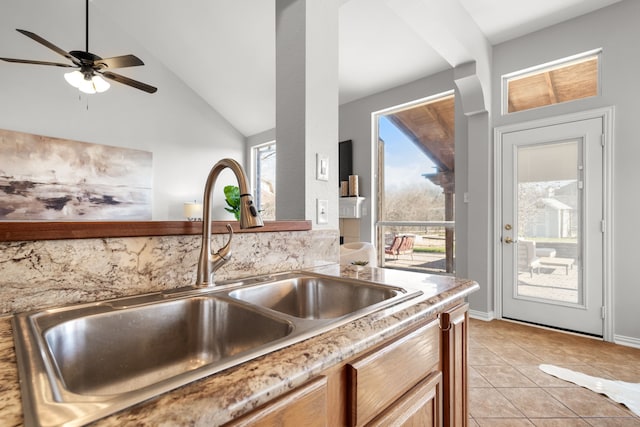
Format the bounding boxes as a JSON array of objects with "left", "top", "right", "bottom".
[{"left": 503, "top": 50, "right": 601, "bottom": 114}]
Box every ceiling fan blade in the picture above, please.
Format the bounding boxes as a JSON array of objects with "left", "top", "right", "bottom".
[
  {"left": 96, "top": 54, "right": 144, "bottom": 69},
  {"left": 0, "top": 57, "right": 75, "bottom": 68},
  {"left": 16, "top": 29, "right": 76, "bottom": 64},
  {"left": 101, "top": 71, "right": 157, "bottom": 94}
]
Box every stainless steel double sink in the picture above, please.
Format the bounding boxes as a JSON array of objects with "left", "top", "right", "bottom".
[{"left": 12, "top": 271, "right": 422, "bottom": 427}]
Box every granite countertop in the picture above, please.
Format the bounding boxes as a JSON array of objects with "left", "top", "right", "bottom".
[{"left": 0, "top": 264, "right": 478, "bottom": 426}]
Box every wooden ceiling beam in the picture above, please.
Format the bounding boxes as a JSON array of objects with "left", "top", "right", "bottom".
[
  {"left": 543, "top": 71, "right": 558, "bottom": 104},
  {"left": 421, "top": 105, "right": 453, "bottom": 143}
]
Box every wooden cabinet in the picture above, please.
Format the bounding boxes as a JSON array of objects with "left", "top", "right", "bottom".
[
  {"left": 367, "top": 372, "right": 442, "bottom": 427},
  {"left": 226, "top": 376, "right": 328, "bottom": 427},
  {"left": 229, "top": 303, "right": 469, "bottom": 427},
  {"left": 347, "top": 320, "right": 440, "bottom": 426},
  {"left": 440, "top": 303, "right": 469, "bottom": 427}
]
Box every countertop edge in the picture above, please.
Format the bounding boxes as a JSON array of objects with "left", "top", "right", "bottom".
[
  {"left": 94, "top": 267, "right": 479, "bottom": 426},
  {"left": 0, "top": 266, "right": 479, "bottom": 426}
]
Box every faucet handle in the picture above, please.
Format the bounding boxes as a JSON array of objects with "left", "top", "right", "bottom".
[
  {"left": 201, "top": 224, "right": 234, "bottom": 286},
  {"left": 216, "top": 224, "right": 234, "bottom": 260}
]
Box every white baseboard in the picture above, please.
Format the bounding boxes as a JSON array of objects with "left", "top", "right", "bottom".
[
  {"left": 468, "top": 311, "right": 638, "bottom": 346},
  {"left": 614, "top": 334, "right": 640, "bottom": 349},
  {"left": 469, "top": 310, "right": 495, "bottom": 321}
]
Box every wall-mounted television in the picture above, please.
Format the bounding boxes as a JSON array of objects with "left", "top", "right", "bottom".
[{"left": 338, "top": 140, "right": 353, "bottom": 184}]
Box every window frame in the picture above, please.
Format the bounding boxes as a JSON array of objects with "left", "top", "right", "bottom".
[
  {"left": 501, "top": 49, "right": 602, "bottom": 115},
  {"left": 250, "top": 140, "right": 276, "bottom": 220}
]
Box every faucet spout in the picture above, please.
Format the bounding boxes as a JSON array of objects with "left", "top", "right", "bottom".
[{"left": 196, "top": 159, "right": 264, "bottom": 287}]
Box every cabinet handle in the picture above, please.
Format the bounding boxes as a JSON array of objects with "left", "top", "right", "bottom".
[{"left": 438, "top": 314, "right": 452, "bottom": 331}]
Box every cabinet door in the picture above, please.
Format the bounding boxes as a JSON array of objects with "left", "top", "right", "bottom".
[
  {"left": 440, "top": 303, "right": 469, "bottom": 427},
  {"left": 367, "top": 372, "right": 442, "bottom": 427},
  {"left": 227, "top": 376, "right": 327, "bottom": 427},
  {"left": 347, "top": 320, "right": 440, "bottom": 427}
]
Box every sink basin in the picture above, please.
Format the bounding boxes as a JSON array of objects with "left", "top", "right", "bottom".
[
  {"left": 12, "top": 272, "right": 422, "bottom": 427},
  {"left": 14, "top": 293, "right": 295, "bottom": 427},
  {"left": 43, "top": 297, "right": 292, "bottom": 396},
  {"left": 228, "top": 275, "right": 402, "bottom": 319}
]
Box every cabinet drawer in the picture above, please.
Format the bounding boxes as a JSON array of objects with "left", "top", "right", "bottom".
[
  {"left": 367, "top": 371, "right": 442, "bottom": 427},
  {"left": 227, "top": 376, "right": 327, "bottom": 427},
  {"left": 347, "top": 320, "right": 440, "bottom": 427}
]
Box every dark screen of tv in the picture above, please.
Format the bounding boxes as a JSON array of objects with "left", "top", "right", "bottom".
[{"left": 339, "top": 140, "right": 353, "bottom": 184}]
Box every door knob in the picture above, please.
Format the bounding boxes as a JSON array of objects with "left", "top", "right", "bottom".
[{"left": 504, "top": 236, "right": 517, "bottom": 244}]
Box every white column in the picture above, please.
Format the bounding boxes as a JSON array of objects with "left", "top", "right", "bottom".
[{"left": 275, "top": 0, "right": 339, "bottom": 229}]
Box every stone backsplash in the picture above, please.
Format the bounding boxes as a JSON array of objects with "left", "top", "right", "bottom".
[{"left": 0, "top": 229, "right": 339, "bottom": 315}]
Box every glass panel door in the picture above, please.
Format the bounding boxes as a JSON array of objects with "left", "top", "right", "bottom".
[{"left": 501, "top": 117, "right": 603, "bottom": 336}]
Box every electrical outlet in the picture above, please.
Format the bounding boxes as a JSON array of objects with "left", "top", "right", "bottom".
[{"left": 317, "top": 199, "right": 328, "bottom": 224}]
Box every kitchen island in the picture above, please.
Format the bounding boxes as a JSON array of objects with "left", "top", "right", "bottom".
[{"left": 0, "top": 264, "right": 478, "bottom": 426}]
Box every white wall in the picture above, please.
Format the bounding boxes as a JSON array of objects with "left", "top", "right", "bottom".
[
  {"left": 493, "top": 0, "right": 640, "bottom": 343},
  {"left": 339, "top": 68, "right": 455, "bottom": 242},
  {"left": 275, "top": 0, "right": 340, "bottom": 229},
  {"left": 246, "top": 129, "right": 277, "bottom": 159},
  {"left": 0, "top": 0, "right": 245, "bottom": 221},
  {"left": 339, "top": 0, "right": 640, "bottom": 343}
]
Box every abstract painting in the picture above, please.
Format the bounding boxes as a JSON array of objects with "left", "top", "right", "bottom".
[{"left": 0, "top": 129, "right": 152, "bottom": 220}]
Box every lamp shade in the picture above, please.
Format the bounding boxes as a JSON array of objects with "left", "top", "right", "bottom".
[
  {"left": 78, "top": 78, "right": 97, "bottom": 94},
  {"left": 183, "top": 202, "right": 203, "bottom": 221},
  {"left": 64, "top": 70, "right": 84, "bottom": 88},
  {"left": 64, "top": 71, "right": 110, "bottom": 94},
  {"left": 90, "top": 75, "right": 110, "bottom": 93}
]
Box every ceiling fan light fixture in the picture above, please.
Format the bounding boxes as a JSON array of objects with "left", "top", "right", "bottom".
[
  {"left": 3, "top": 0, "right": 157, "bottom": 94},
  {"left": 64, "top": 70, "right": 110, "bottom": 94},
  {"left": 90, "top": 74, "right": 110, "bottom": 93},
  {"left": 64, "top": 70, "right": 84, "bottom": 88},
  {"left": 78, "top": 78, "right": 97, "bottom": 94}
]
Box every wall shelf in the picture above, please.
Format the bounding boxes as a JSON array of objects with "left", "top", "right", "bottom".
[
  {"left": 0, "top": 220, "right": 312, "bottom": 242},
  {"left": 339, "top": 197, "right": 365, "bottom": 219}
]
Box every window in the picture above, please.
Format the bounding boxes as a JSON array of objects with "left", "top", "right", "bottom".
[
  {"left": 252, "top": 141, "right": 276, "bottom": 220},
  {"left": 503, "top": 50, "right": 600, "bottom": 114},
  {"left": 375, "top": 92, "right": 455, "bottom": 275}
]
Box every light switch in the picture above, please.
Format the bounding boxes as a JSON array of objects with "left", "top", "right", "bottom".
[
  {"left": 317, "top": 199, "right": 328, "bottom": 224},
  {"left": 316, "top": 154, "right": 329, "bottom": 181}
]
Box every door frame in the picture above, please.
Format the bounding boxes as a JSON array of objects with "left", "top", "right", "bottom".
[
  {"left": 493, "top": 107, "right": 614, "bottom": 341},
  {"left": 371, "top": 89, "right": 455, "bottom": 268}
]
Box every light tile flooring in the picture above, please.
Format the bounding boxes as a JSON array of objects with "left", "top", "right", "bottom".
[{"left": 469, "top": 319, "right": 640, "bottom": 426}]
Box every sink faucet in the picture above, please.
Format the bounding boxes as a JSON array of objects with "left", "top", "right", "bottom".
[{"left": 196, "top": 158, "right": 264, "bottom": 287}]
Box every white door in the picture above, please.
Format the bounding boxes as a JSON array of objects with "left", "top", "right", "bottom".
[{"left": 501, "top": 117, "right": 604, "bottom": 337}]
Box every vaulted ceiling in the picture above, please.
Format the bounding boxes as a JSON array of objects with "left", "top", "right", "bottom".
[{"left": 1, "top": 0, "right": 624, "bottom": 136}]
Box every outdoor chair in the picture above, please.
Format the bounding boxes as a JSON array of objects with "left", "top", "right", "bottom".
[
  {"left": 384, "top": 235, "right": 415, "bottom": 260},
  {"left": 518, "top": 240, "right": 540, "bottom": 277},
  {"left": 397, "top": 235, "right": 415, "bottom": 259},
  {"left": 384, "top": 235, "right": 404, "bottom": 259}
]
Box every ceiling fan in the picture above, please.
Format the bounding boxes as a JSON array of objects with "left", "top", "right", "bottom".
[{"left": 0, "top": 0, "right": 157, "bottom": 94}]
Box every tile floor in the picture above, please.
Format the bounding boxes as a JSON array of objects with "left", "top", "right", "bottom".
[{"left": 469, "top": 318, "right": 640, "bottom": 426}]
